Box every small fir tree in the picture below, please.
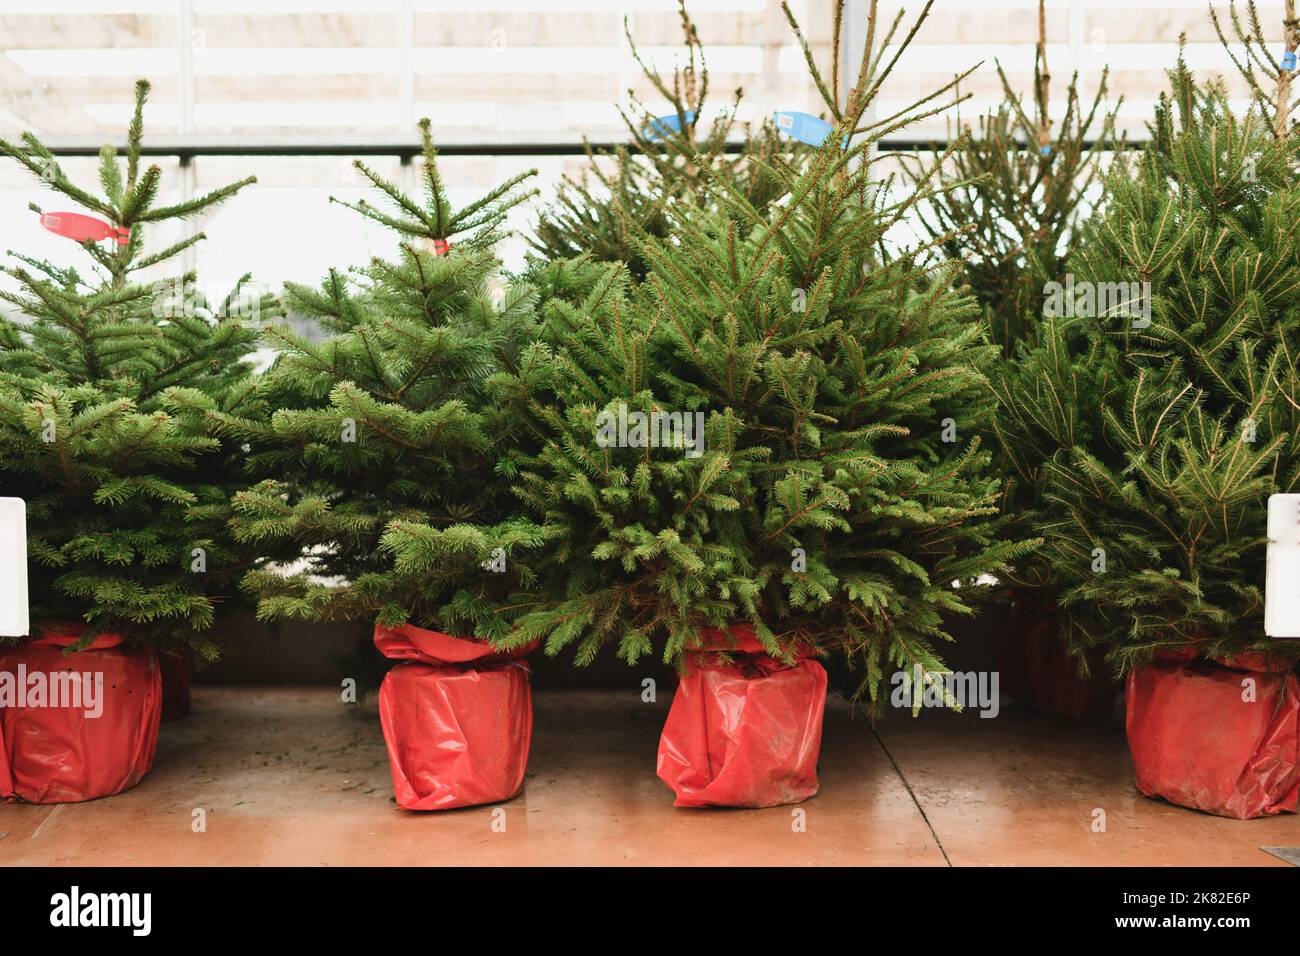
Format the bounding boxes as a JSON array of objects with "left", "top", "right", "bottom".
[
  {"left": 505, "top": 0, "right": 1037, "bottom": 708},
  {"left": 993, "top": 24, "right": 1300, "bottom": 674},
  {"left": 223, "top": 120, "right": 558, "bottom": 640},
  {"left": 902, "top": 0, "right": 1121, "bottom": 357},
  {"left": 0, "top": 80, "right": 264, "bottom": 656}
]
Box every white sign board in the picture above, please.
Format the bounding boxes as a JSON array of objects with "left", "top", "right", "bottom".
[
  {"left": 0, "top": 497, "right": 29, "bottom": 637},
  {"left": 1264, "top": 493, "right": 1300, "bottom": 638}
]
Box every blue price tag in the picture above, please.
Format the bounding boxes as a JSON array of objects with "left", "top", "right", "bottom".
[
  {"left": 645, "top": 110, "right": 696, "bottom": 141},
  {"left": 1283, "top": 50, "right": 1297, "bottom": 71},
  {"left": 774, "top": 110, "right": 848, "bottom": 149}
]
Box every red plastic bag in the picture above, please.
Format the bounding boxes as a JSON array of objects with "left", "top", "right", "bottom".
[
  {"left": 657, "top": 625, "right": 827, "bottom": 808},
  {"left": 0, "top": 625, "right": 161, "bottom": 804},
  {"left": 374, "top": 622, "right": 535, "bottom": 811},
  {"left": 999, "top": 594, "right": 1116, "bottom": 719},
  {"left": 1126, "top": 655, "right": 1299, "bottom": 819}
]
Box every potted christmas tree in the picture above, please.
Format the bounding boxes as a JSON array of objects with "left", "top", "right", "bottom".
[
  {"left": 904, "top": 0, "right": 1123, "bottom": 718},
  {"left": 505, "top": 0, "right": 1035, "bottom": 807},
  {"left": 223, "top": 120, "right": 558, "bottom": 811},
  {"left": 1000, "top": 4, "right": 1300, "bottom": 817},
  {"left": 0, "top": 80, "right": 262, "bottom": 801}
]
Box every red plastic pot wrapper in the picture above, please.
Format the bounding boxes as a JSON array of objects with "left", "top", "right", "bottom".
[
  {"left": 374, "top": 622, "right": 535, "bottom": 811},
  {"left": 160, "top": 652, "right": 192, "bottom": 721},
  {"left": 0, "top": 626, "right": 161, "bottom": 804},
  {"left": 1126, "top": 656, "right": 1300, "bottom": 819},
  {"left": 999, "top": 595, "right": 1116, "bottom": 719},
  {"left": 657, "top": 625, "right": 827, "bottom": 808}
]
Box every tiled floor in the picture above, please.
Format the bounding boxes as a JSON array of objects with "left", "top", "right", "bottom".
[{"left": 0, "top": 687, "right": 1294, "bottom": 866}]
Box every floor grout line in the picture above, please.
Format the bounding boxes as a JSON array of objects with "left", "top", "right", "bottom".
[{"left": 857, "top": 704, "right": 952, "bottom": 867}]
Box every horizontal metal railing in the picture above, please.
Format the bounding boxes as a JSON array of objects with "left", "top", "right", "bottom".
[{"left": 32, "top": 134, "right": 1135, "bottom": 159}]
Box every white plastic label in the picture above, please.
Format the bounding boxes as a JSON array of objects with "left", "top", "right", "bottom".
[
  {"left": 0, "top": 497, "right": 29, "bottom": 637},
  {"left": 1264, "top": 493, "right": 1300, "bottom": 638}
]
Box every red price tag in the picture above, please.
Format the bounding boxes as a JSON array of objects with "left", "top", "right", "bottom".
[{"left": 40, "top": 211, "right": 130, "bottom": 246}]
